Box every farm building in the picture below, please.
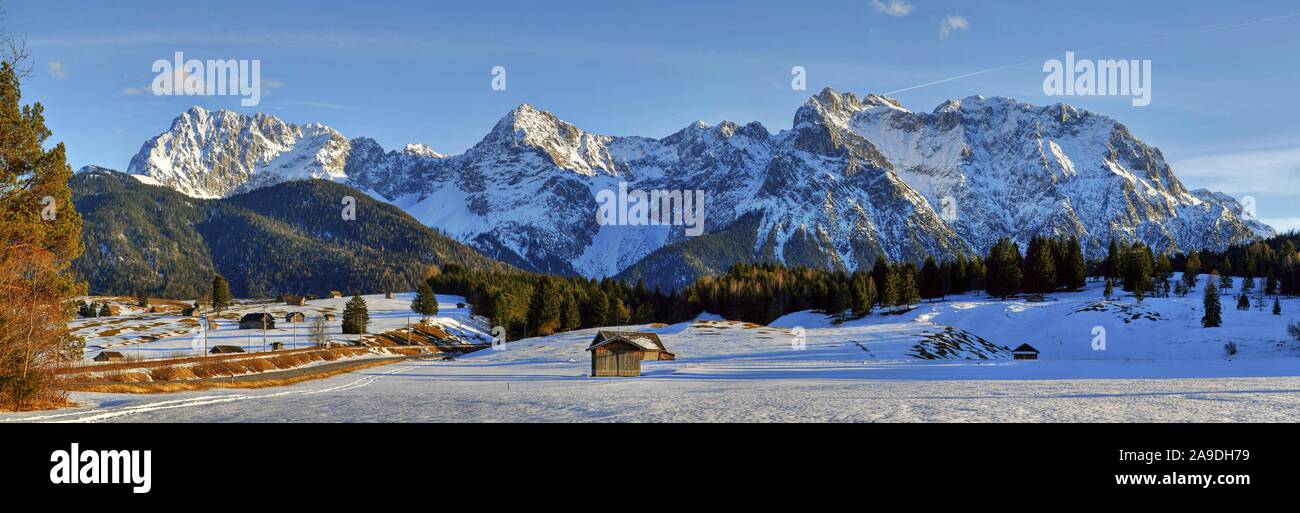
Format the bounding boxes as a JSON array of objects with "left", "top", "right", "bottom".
[
  {"left": 181, "top": 307, "right": 200, "bottom": 317},
  {"left": 238, "top": 313, "right": 276, "bottom": 330},
  {"left": 329, "top": 291, "right": 344, "bottom": 298},
  {"left": 93, "top": 351, "right": 125, "bottom": 362},
  {"left": 1011, "top": 344, "right": 1040, "bottom": 360},
  {"left": 285, "top": 311, "right": 306, "bottom": 323},
  {"left": 269, "top": 341, "right": 285, "bottom": 351},
  {"left": 209, "top": 345, "right": 245, "bottom": 354},
  {"left": 586, "top": 331, "right": 675, "bottom": 377},
  {"left": 284, "top": 295, "right": 306, "bottom": 306},
  {"left": 323, "top": 313, "right": 336, "bottom": 321}
]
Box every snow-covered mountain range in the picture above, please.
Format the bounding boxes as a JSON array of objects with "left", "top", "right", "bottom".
[{"left": 117, "top": 89, "right": 1273, "bottom": 288}]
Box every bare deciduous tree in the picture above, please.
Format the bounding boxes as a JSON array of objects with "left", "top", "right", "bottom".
[{"left": 309, "top": 316, "right": 330, "bottom": 348}]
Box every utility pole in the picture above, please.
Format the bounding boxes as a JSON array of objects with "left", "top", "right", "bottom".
[
  {"left": 262, "top": 318, "right": 267, "bottom": 352},
  {"left": 292, "top": 320, "right": 297, "bottom": 350}
]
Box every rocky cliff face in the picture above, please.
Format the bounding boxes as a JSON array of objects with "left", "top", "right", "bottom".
[{"left": 122, "top": 90, "right": 1273, "bottom": 289}]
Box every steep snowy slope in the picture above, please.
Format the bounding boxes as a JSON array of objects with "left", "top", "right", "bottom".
[{"left": 123, "top": 90, "right": 1272, "bottom": 288}]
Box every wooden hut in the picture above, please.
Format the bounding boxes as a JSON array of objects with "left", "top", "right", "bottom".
[
  {"left": 93, "top": 351, "right": 125, "bottom": 362},
  {"left": 268, "top": 341, "right": 285, "bottom": 351},
  {"left": 238, "top": 313, "right": 276, "bottom": 330},
  {"left": 329, "top": 291, "right": 344, "bottom": 298},
  {"left": 586, "top": 331, "right": 675, "bottom": 377},
  {"left": 284, "top": 295, "right": 306, "bottom": 306},
  {"left": 284, "top": 311, "right": 306, "bottom": 323},
  {"left": 209, "top": 345, "right": 245, "bottom": 354},
  {"left": 323, "top": 313, "right": 336, "bottom": 321},
  {"left": 181, "top": 307, "right": 200, "bottom": 317},
  {"left": 1011, "top": 343, "right": 1040, "bottom": 360}
]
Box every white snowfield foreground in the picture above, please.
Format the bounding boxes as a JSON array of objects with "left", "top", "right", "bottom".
[{"left": 8, "top": 276, "right": 1300, "bottom": 422}]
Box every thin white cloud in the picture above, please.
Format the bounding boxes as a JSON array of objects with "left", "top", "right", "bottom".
[
  {"left": 1171, "top": 145, "right": 1300, "bottom": 195},
  {"left": 47, "top": 60, "right": 67, "bottom": 79},
  {"left": 869, "top": 0, "right": 913, "bottom": 17},
  {"left": 939, "top": 15, "right": 970, "bottom": 40},
  {"left": 1260, "top": 217, "right": 1300, "bottom": 233},
  {"left": 281, "top": 100, "right": 345, "bottom": 110}
]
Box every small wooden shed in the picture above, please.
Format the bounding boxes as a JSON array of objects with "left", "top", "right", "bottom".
[
  {"left": 181, "top": 307, "right": 201, "bottom": 317},
  {"left": 586, "top": 331, "right": 675, "bottom": 377},
  {"left": 268, "top": 341, "right": 285, "bottom": 351},
  {"left": 323, "top": 313, "right": 336, "bottom": 321},
  {"left": 93, "top": 351, "right": 125, "bottom": 362},
  {"left": 1011, "top": 343, "right": 1040, "bottom": 360},
  {"left": 285, "top": 311, "right": 306, "bottom": 323},
  {"left": 284, "top": 295, "right": 306, "bottom": 306},
  {"left": 210, "top": 345, "right": 245, "bottom": 354},
  {"left": 238, "top": 313, "right": 276, "bottom": 330},
  {"left": 329, "top": 291, "right": 344, "bottom": 298}
]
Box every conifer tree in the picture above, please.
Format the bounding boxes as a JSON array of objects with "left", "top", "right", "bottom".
[
  {"left": 527, "top": 279, "right": 562, "bottom": 336},
  {"left": 951, "top": 254, "right": 970, "bottom": 294},
  {"left": 610, "top": 297, "right": 631, "bottom": 325},
  {"left": 1236, "top": 293, "right": 1250, "bottom": 311},
  {"left": 1063, "top": 237, "right": 1086, "bottom": 291},
  {"left": 1202, "top": 280, "right": 1222, "bottom": 328},
  {"left": 589, "top": 289, "right": 610, "bottom": 327},
  {"left": 1023, "top": 237, "right": 1057, "bottom": 293},
  {"left": 871, "top": 256, "right": 889, "bottom": 305},
  {"left": 919, "top": 257, "right": 943, "bottom": 300},
  {"left": 342, "top": 293, "right": 370, "bottom": 334},
  {"left": 1105, "top": 239, "right": 1122, "bottom": 281},
  {"left": 987, "top": 238, "right": 1022, "bottom": 299},
  {"left": 211, "top": 274, "right": 232, "bottom": 312},
  {"left": 1274, "top": 296, "right": 1282, "bottom": 316},
  {"left": 1183, "top": 251, "right": 1202, "bottom": 288},
  {"left": 1104, "top": 278, "right": 1114, "bottom": 300},
  {"left": 881, "top": 266, "right": 900, "bottom": 310},
  {"left": 0, "top": 58, "right": 86, "bottom": 407},
  {"left": 410, "top": 282, "right": 438, "bottom": 321},
  {"left": 561, "top": 292, "right": 581, "bottom": 331},
  {"left": 899, "top": 264, "right": 921, "bottom": 308},
  {"left": 850, "top": 273, "right": 876, "bottom": 316}
]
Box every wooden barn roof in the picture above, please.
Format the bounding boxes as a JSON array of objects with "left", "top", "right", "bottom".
[
  {"left": 239, "top": 313, "right": 275, "bottom": 322},
  {"left": 1011, "top": 343, "right": 1039, "bottom": 353},
  {"left": 587, "top": 331, "right": 667, "bottom": 352}
]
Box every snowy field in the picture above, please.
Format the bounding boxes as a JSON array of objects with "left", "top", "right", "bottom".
[
  {"left": 5, "top": 275, "right": 1299, "bottom": 422},
  {"left": 68, "top": 293, "right": 491, "bottom": 361}
]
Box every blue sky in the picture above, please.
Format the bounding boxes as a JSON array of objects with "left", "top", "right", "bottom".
[{"left": 10, "top": 0, "right": 1300, "bottom": 230}]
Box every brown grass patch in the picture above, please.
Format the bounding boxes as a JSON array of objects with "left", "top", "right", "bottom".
[{"left": 70, "top": 358, "right": 401, "bottom": 394}]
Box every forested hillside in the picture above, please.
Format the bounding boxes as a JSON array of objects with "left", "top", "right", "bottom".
[{"left": 72, "top": 171, "right": 514, "bottom": 298}]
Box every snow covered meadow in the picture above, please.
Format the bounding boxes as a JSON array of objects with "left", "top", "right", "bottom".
[
  {"left": 5, "top": 275, "right": 1299, "bottom": 422},
  {"left": 67, "top": 293, "right": 492, "bottom": 361}
]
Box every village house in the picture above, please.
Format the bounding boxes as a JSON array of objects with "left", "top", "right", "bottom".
[
  {"left": 329, "top": 291, "right": 344, "bottom": 298},
  {"left": 284, "top": 311, "right": 306, "bottom": 323},
  {"left": 93, "top": 351, "right": 125, "bottom": 362},
  {"left": 238, "top": 313, "right": 276, "bottom": 330},
  {"left": 284, "top": 295, "right": 306, "bottom": 306},
  {"left": 1012, "top": 344, "right": 1040, "bottom": 360},
  {"left": 209, "top": 345, "right": 245, "bottom": 354},
  {"left": 587, "top": 331, "right": 675, "bottom": 377},
  {"left": 181, "top": 307, "right": 200, "bottom": 317}
]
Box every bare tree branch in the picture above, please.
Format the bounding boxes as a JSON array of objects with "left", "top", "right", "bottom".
[{"left": 0, "top": 8, "right": 32, "bottom": 78}]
